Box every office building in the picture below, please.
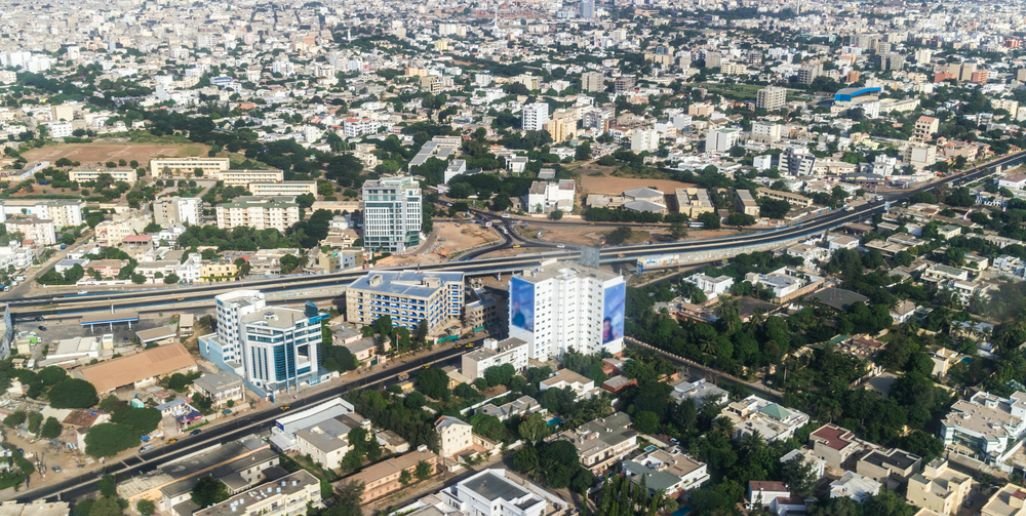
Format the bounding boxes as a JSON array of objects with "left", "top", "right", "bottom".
[
  {"left": 521, "top": 102, "right": 550, "bottom": 131},
  {"left": 0, "top": 199, "right": 82, "bottom": 228},
  {"left": 242, "top": 306, "right": 327, "bottom": 395},
  {"left": 508, "top": 261, "right": 626, "bottom": 360},
  {"left": 153, "top": 197, "right": 201, "bottom": 227},
  {"left": 581, "top": 71, "right": 604, "bottom": 92},
  {"left": 797, "top": 63, "right": 822, "bottom": 85},
  {"left": 361, "top": 175, "right": 422, "bottom": 252},
  {"left": 69, "top": 168, "right": 138, "bottom": 185},
  {"left": 736, "top": 190, "right": 761, "bottom": 217},
  {"left": 705, "top": 127, "right": 741, "bottom": 154},
  {"left": 345, "top": 271, "right": 465, "bottom": 335},
  {"left": 216, "top": 197, "right": 300, "bottom": 233},
  {"left": 150, "top": 157, "right": 230, "bottom": 177},
  {"left": 674, "top": 188, "right": 715, "bottom": 218},
  {"left": 756, "top": 86, "right": 787, "bottom": 111},
  {"left": 779, "top": 147, "right": 816, "bottom": 176},
  {"left": 941, "top": 391, "right": 1026, "bottom": 462}
]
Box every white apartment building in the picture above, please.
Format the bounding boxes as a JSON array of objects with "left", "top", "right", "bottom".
[
  {"left": 153, "top": 197, "right": 201, "bottom": 227},
  {"left": 750, "top": 121, "right": 782, "bottom": 143},
  {"left": 526, "top": 180, "right": 575, "bottom": 214},
  {"left": 443, "top": 159, "right": 467, "bottom": 185},
  {"left": 509, "top": 262, "right": 626, "bottom": 360},
  {"left": 194, "top": 470, "right": 321, "bottom": 516},
  {"left": 630, "top": 128, "right": 660, "bottom": 153},
  {"left": 361, "top": 175, "right": 422, "bottom": 252},
  {"left": 199, "top": 290, "right": 267, "bottom": 372},
  {"left": 705, "top": 127, "right": 741, "bottom": 154},
  {"left": 150, "top": 157, "right": 230, "bottom": 177},
  {"left": 400, "top": 469, "right": 568, "bottom": 516},
  {"left": 248, "top": 181, "right": 317, "bottom": 197},
  {"left": 5, "top": 215, "right": 56, "bottom": 246},
  {"left": 941, "top": 391, "right": 1026, "bottom": 463},
  {"left": 522, "top": 102, "right": 550, "bottom": 131},
  {"left": 69, "top": 169, "right": 138, "bottom": 185},
  {"left": 436, "top": 416, "right": 473, "bottom": 459},
  {"left": 461, "top": 337, "right": 530, "bottom": 379},
  {"left": 46, "top": 121, "right": 73, "bottom": 138},
  {"left": 217, "top": 169, "right": 285, "bottom": 186},
  {"left": 342, "top": 117, "right": 377, "bottom": 138},
  {"left": 215, "top": 197, "right": 300, "bottom": 233},
  {"left": 0, "top": 199, "right": 82, "bottom": 228}
]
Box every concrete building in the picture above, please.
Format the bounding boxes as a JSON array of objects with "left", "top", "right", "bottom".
[
  {"left": 194, "top": 470, "right": 321, "bottom": 516},
  {"left": 5, "top": 215, "right": 56, "bottom": 246},
  {"left": 443, "top": 160, "right": 467, "bottom": 185},
  {"left": 981, "top": 483, "right": 1026, "bottom": 516},
  {"left": 581, "top": 71, "right": 604, "bottom": 92},
  {"left": 345, "top": 271, "right": 465, "bottom": 336},
  {"left": 539, "top": 368, "right": 596, "bottom": 399},
  {"left": 397, "top": 468, "right": 568, "bottom": 516},
  {"left": 750, "top": 121, "right": 782, "bottom": 143},
  {"left": 153, "top": 197, "right": 201, "bottom": 227},
  {"left": 215, "top": 197, "right": 300, "bottom": 233},
  {"left": 508, "top": 262, "right": 626, "bottom": 360},
  {"left": 526, "top": 180, "right": 575, "bottom": 214},
  {"left": 736, "top": 190, "right": 760, "bottom": 217},
  {"left": 630, "top": 128, "right": 660, "bottom": 153},
  {"left": 461, "top": 337, "right": 529, "bottom": 379},
  {"left": 674, "top": 188, "right": 715, "bottom": 218},
  {"left": 941, "top": 391, "right": 1026, "bottom": 462},
  {"left": 622, "top": 447, "right": 709, "bottom": 497},
  {"left": 338, "top": 449, "right": 438, "bottom": 504},
  {"left": 670, "top": 378, "right": 729, "bottom": 406},
  {"left": 721, "top": 395, "right": 809, "bottom": 442},
  {"left": 69, "top": 168, "right": 138, "bottom": 185},
  {"left": 829, "top": 471, "right": 882, "bottom": 503},
  {"left": 558, "top": 412, "right": 638, "bottom": 474},
  {"left": 150, "top": 157, "right": 230, "bottom": 177},
  {"left": 905, "top": 459, "right": 972, "bottom": 515},
  {"left": 248, "top": 181, "right": 317, "bottom": 197},
  {"left": 216, "top": 169, "right": 284, "bottom": 187},
  {"left": 855, "top": 448, "right": 921, "bottom": 489},
  {"left": 200, "top": 290, "right": 267, "bottom": 371},
  {"left": 361, "top": 175, "right": 422, "bottom": 252},
  {"left": 0, "top": 199, "right": 82, "bottom": 228},
  {"left": 756, "top": 86, "right": 787, "bottom": 111},
  {"left": 436, "top": 415, "right": 473, "bottom": 459},
  {"left": 241, "top": 306, "right": 327, "bottom": 396},
  {"left": 190, "top": 371, "right": 245, "bottom": 409},
  {"left": 912, "top": 115, "right": 940, "bottom": 143},
  {"left": 705, "top": 127, "right": 741, "bottom": 155},
  {"left": 522, "top": 102, "right": 550, "bottom": 131}
]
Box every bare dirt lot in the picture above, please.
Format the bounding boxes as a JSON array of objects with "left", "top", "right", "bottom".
[
  {"left": 22, "top": 142, "right": 211, "bottom": 166},
  {"left": 375, "top": 221, "right": 501, "bottom": 267},
  {"left": 578, "top": 171, "right": 697, "bottom": 195}
]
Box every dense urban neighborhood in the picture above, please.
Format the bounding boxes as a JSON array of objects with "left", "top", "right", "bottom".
[{"left": 3, "top": 0, "right": 1026, "bottom": 515}]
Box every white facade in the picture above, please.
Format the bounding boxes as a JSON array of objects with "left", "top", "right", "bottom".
[
  {"left": 214, "top": 290, "right": 267, "bottom": 368},
  {"left": 526, "top": 180, "right": 575, "bottom": 213},
  {"left": 522, "top": 102, "right": 550, "bottom": 131},
  {"left": 361, "top": 176, "right": 422, "bottom": 252},
  {"left": 461, "top": 337, "right": 530, "bottom": 379},
  {"left": 5, "top": 216, "right": 56, "bottom": 246},
  {"left": 509, "top": 262, "right": 626, "bottom": 360},
  {"left": 630, "top": 128, "right": 660, "bottom": 153},
  {"left": 705, "top": 127, "right": 741, "bottom": 154},
  {"left": 0, "top": 199, "right": 82, "bottom": 228},
  {"left": 215, "top": 197, "right": 300, "bottom": 233},
  {"left": 419, "top": 469, "right": 567, "bottom": 516},
  {"left": 241, "top": 307, "right": 324, "bottom": 394},
  {"left": 436, "top": 416, "right": 473, "bottom": 459},
  {"left": 69, "top": 169, "right": 138, "bottom": 185}
]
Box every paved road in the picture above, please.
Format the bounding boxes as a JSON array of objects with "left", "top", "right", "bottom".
[{"left": 13, "top": 342, "right": 478, "bottom": 504}]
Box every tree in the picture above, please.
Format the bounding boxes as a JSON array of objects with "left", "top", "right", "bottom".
[
  {"left": 3, "top": 411, "right": 25, "bottom": 428},
  {"left": 85, "top": 423, "right": 140, "bottom": 457},
  {"left": 518, "top": 413, "right": 549, "bottom": 443},
  {"left": 415, "top": 460, "right": 432, "bottom": 481},
  {"left": 136, "top": 499, "right": 156, "bottom": 516},
  {"left": 670, "top": 220, "right": 687, "bottom": 239},
  {"left": 41, "top": 417, "right": 62, "bottom": 439},
  {"left": 483, "top": 364, "right": 516, "bottom": 387},
  {"left": 399, "top": 469, "right": 412, "bottom": 485},
  {"left": 27, "top": 412, "right": 42, "bottom": 434},
  {"left": 330, "top": 482, "right": 364, "bottom": 516},
  {"left": 87, "top": 496, "right": 124, "bottom": 516},
  {"left": 111, "top": 406, "right": 161, "bottom": 435},
  {"left": 575, "top": 141, "right": 592, "bottom": 161},
  {"left": 191, "top": 476, "right": 229, "bottom": 508},
  {"left": 415, "top": 368, "right": 450, "bottom": 400},
  {"left": 99, "top": 474, "right": 117, "bottom": 498},
  {"left": 779, "top": 456, "right": 815, "bottom": 497},
  {"left": 296, "top": 193, "right": 315, "bottom": 210},
  {"left": 697, "top": 211, "right": 721, "bottom": 229},
  {"left": 48, "top": 378, "right": 98, "bottom": 408}
]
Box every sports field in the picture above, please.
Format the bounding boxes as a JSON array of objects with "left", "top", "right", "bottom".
[{"left": 22, "top": 142, "right": 210, "bottom": 165}]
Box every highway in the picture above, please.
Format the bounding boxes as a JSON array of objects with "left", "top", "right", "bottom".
[
  {"left": 13, "top": 341, "right": 478, "bottom": 504},
  {"left": 7, "top": 150, "right": 1026, "bottom": 321}
]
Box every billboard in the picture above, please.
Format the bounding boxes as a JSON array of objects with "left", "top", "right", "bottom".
[
  {"left": 602, "top": 283, "right": 626, "bottom": 344},
  {"left": 509, "top": 277, "right": 535, "bottom": 332}
]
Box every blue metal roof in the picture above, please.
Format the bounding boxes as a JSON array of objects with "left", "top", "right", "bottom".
[{"left": 834, "top": 86, "right": 882, "bottom": 102}]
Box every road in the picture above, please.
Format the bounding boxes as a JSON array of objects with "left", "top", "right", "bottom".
[
  {"left": 13, "top": 342, "right": 478, "bottom": 504},
  {"left": 7, "top": 150, "right": 1026, "bottom": 321}
]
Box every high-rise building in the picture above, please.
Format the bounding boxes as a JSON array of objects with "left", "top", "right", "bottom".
[
  {"left": 153, "top": 196, "right": 201, "bottom": 227},
  {"left": 580, "top": 71, "right": 604, "bottom": 93},
  {"left": 705, "top": 127, "right": 741, "bottom": 155},
  {"left": 241, "top": 306, "right": 327, "bottom": 395},
  {"left": 755, "top": 86, "right": 787, "bottom": 111},
  {"left": 521, "top": 102, "right": 550, "bottom": 131},
  {"left": 797, "top": 63, "right": 822, "bottom": 85},
  {"left": 200, "top": 290, "right": 267, "bottom": 370},
  {"left": 345, "top": 271, "right": 465, "bottom": 335},
  {"left": 912, "top": 115, "right": 939, "bottom": 143},
  {"left": 508, "top": 261, "right": 626, "bottom": 360},
  {"left": 579, "top": 0, "right": 595, "bottom": 20},
  {"left": 361, "top": 176, "right": 422, "bottom": 252},
  {"left": 614, "top": 75, "right": 636, "bottom": 94}
]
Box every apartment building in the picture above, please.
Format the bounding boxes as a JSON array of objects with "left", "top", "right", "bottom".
[
  {"left": 5, "top": 213, "right": 55, "bottom": 246},
  {"left": 809, "top": 424, "right": 869, "bottom": 471},
  {"left": 69, "top": 168, "right": 138, "bottom": 185},
  {"left": 855, "top": 448, "right": 921, "bottom": 489},
  {"left": 248, "top": 181, "right": 317, "bottom": 197},
  {"left": 150, "top": 157, "right": 230, "bottom": 177},
  {"left": 361, "top": 175, "right": 422, "bottom": 252},
  {"left": 521, "top": 102, "right": 550, "bottom": 131},
  {"left": 436, "top": 416, "right": 473, "bottom": 459},
  {"left": 339, "top": 449, "right": 438, "bottom": 503},
  {"left": 756, "top": 86, "right": 787, "bottom": 111},
  {"left": 461, "top": 337, "right": 529, "bottom": 379},
  {"left": 539, "top": 368, "right": 596, "bottom": 399},
  {"left": 153, "top": 196, "right": 201, "bottom": 227},
  {"left": 215, "top": 197, "right": 300, "bottom": 233},
  {"left": 0, "top": 199, "right": 82, "bottom": 228},
  {"left": 941, "top": 391, "right": 1026, "bottom": 462},
  {"left": 750, "top": 121, "right": 782, "bottom": 143},
  {"left": 194, "top": 470, "right": 321, "bottom": 516},
  {"left": 581, "top": 71, "right": 604, "bottom": 92},
  {"left": 981, "top": 483, "right": 1026, "bottom": 516},
  {"left": 559, "top": 412, "right": 639, "bottom": 474},
  {"left": 241, "top": 306, "right": 328, "bottom": 395},
  {"left": 705, "top": 127, "right": 741, "bottom": 154},
  {"left": 674, "top": 187, "right": 715, "bottom": 218},
  {"left": 345, "top": 271, "right": 465, "bottom": 335},
  {"left": 199, "top": 290, "right": 267, "bottom": 371},
  {"left": 397, "top": 468, "right": 569, "bottom": 516},
  {"left": 912, "top": 115, "right": 940, "bottom": 143},
  {"left": 721, "top": 395, "right": 810, "bottom": 442},
  {"left": 508, "top": 262, "right": 626, "bottom": 360}
]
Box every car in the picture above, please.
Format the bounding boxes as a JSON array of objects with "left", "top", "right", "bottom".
[
  {"left": 37, "top": 326, "right": 47, "bottom": 331},
  {"left": 77, "top": 291, "right": 88, "bottom": 295},
  {"left": 189, "top": 429, "right": 202, "bottom": 436},
  {"left": 166, "top": 438, "right": 178, "bottom": 444},
  {"left": 51, "top": 465, "right": 61, "bottom": 473},
  {"left": 139, "top": 444, "right": 154, "bottom": 453},
  {"left": 556, "top": 244, "right": 566, "bottom": 248},
  {"left": 279, "top": 405, "right": 290, "bottom": 412},
  {"left": 512, "top": 244, "right": 522, "bottom": 248}
]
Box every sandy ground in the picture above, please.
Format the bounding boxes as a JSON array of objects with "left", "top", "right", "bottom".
[
  {"left": 22, "top": 142, "right": 210, "bottom": 166},
  {"left": 577, "top": 168, "right": 696, "bottom": 195},
  {"left": 521, "top": 222, "right": 743, "bottom": 247},
  {"left": 375, "top": 222, "right": 501, "bottom": 267}
]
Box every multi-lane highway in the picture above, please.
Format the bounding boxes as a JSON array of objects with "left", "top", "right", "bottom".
[
  {"left": 14, "top": 341, "right": 477, "bottom": 504},
  {"left": 7, "top": 150, "right": 1026, "bottom": 321}
]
